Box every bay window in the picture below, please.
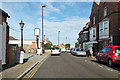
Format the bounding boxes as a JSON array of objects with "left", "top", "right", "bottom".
[{"left": 99, "top": 20, "right": 109, "bottom": 39}]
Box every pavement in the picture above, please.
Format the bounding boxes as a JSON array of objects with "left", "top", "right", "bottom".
[{"left": 0, "top": 52, "right": 50, "bottom": 79}]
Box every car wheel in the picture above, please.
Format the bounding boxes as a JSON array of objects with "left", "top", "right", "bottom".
[
  {"left": 108, "top": 59, "right": 113, "bottom": 67},
  {"left": 96, "top": 57, "right": 100, "bottom": 62}
]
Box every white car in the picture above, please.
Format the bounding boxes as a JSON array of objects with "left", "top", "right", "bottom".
[
  {"left": 51, "top": 47, "right": 61, "bottom": 55},
  {"left": 70, "top": 48, "right": 75, "bottom": 54},
  {"left": 74, "top": 48, "right": 86, "bottom": 56}
]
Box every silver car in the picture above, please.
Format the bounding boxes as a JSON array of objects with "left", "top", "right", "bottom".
[{"left": 74, "top": 48, "right": 86, "bottom": 56}]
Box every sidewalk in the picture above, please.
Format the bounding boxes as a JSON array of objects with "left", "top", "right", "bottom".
[{"left": 0, "top": 52, "right": 50, "bottom": 79}]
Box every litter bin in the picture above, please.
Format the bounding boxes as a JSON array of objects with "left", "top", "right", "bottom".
[{"left": 16, "top": 51, "right": 24, "bottom": 64}]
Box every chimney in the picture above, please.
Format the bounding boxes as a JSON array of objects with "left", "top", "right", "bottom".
[{"left": 46, "top": 37, "right": 48, "bottom": 41}]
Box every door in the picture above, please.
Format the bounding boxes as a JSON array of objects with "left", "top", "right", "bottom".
[
  {"left": 99, "top": 47, "right": 107, "bottom": 61},
  {"left": 103, "top": 47, "right": 112, "bottom": 63}
]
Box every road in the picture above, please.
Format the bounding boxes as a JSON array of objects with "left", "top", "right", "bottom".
[{"left": 24, "top": 52, "right": 120, "bottom": 79}]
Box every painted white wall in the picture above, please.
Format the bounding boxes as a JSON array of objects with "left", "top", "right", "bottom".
[
  {"left": 1, "top": 22, "right": 7, "bottom": 65},
  {"left": 0, "top": 24, "right": 2, "bottom": 61},
  {"left": 9, "top": 40, "right": 42, "bottom": 46}
]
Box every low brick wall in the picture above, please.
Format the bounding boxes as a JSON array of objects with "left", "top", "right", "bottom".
[
  {"left": 7, "top": 46, "right": 20, "bottom": 67},
  {"left": 23, "top": 44, "right": 37, "bottom": 53}
]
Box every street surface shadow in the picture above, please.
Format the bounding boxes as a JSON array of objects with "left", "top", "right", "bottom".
[
  {"left": 51, "top": 54, "right": 61, "bottom": 57},
  {"left": 23, "top": 55, "right": 34, "bottom": 63},
  {"left": 23, "top": 58, "right": 29, "bottom": 63},
  {"left": 91, "top": 60, "right": 120, "bottom": 71}
]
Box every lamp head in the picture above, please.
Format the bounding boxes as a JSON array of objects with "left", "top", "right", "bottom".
[{"left": 19, "top": 20, "right": 24, "bottom": 28}]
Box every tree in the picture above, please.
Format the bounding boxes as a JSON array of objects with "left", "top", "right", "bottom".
[
  {"left": 44, "top": 43, "right": 52, "bottom": 49},
  {"left": 75, "top": 42, "right": 78, "bottom": 48},
  {"left": 65, "top": 43, "right": 70, "bottom": 48}
]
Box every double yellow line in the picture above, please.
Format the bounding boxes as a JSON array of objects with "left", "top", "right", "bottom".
[{"left": 26, "top": 55, "right": 50, "bottom": 80}]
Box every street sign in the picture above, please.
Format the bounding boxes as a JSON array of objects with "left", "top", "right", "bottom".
[{"left": 34, "top": 28, "right": 40, "bottom": 36}]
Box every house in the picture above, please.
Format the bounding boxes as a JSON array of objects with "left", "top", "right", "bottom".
[
  {"left": 98, "top": 2, "right": 120, "bottom": 50},
  {"left": 78, "top": 21, "right": 90, "bottom": 51},
  {"left": 44, "top": 37, "right": 53, "bottom": 45},
  {"left": 87, "top": 1, "right": 100, "bottom": 56},
  {"left": 77, "top": 1, "right": 120, "bottom": 56},
  {"left": 0, "top": 9, "right": 10, "bottom": 69}
]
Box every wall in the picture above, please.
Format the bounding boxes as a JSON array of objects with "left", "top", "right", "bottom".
[{"left": 0, "top": 22, "right": 7, "bottom": 65}]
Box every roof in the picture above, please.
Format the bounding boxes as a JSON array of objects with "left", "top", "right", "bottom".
[
  {"left": 0, "top": 9, "right": 10, "bottom": 18},
  {"left": 9, "top": 36, "right": 18, "bottom": 40}
]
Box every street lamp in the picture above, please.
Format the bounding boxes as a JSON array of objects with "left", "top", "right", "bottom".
[
  {"left": 19, "top": 20, "right": 24, "bottom": 64},
  {"left": 42, "top": 5, "right": 46, "bottom": 54},
  {"left": 58, "top": 31, "right": 60, "bottom": 48},
  {"left": 19, "top": 20, "right": 24, "bottom": 51}
]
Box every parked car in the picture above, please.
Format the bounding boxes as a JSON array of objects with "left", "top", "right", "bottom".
[
  {"left": 61, "top": 48, "right": 66, "bottom": 53},
  {"left": 70, "top": 48, "right": 75, "bottom": 54},
  {"left": 96, "top": 46, "right": 120, "bottom": 67},
  {"left": 51, "top": 47, "right": 61, "bottom": 55},
  {"left": 66, "top": 49, "right": 70, "bottom": 53},
  {"left": 73, "top": 48, "right": 86, "bottom": 56}
]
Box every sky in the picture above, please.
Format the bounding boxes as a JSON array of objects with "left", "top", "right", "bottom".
[{"left": 1, "top": 1, "right": 93, "bottom": 46}]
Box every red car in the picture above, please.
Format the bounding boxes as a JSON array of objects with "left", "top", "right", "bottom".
[{"left": 96, "top": 46, "right": 120, "bottom": 66}]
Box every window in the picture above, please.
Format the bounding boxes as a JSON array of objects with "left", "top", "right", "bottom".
[
  {"left": 101, "top": 47, "right": 107, "bottom": 53},
  {"left": 106, "top": 47, "right": 112, "bottom": 52},
  {"left": 85, "top": 33, "right": 88, "bottom": 40},
  {"left": 104, "top": 21, "right": 109, "bottom": 35},
  {"left": 99, "top": 23, "right": 103, "bottom": 36},
  {"left": 104, "top": 7, "right": 107, "bottom": 17},
  {"left": 90, "top": 29, "right": 93, "bottom": 40},
  {"left": 99, "top": 20, "right": 109, "bottom": 38},
  {"left": 93, "top": 28, "right": 96, "bottom": 37},
  {"left": 93, "top": 16, "right": 95, "bottom": 24}
]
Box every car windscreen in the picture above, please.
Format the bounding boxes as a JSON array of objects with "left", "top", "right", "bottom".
[
  {"left": 76, "top": 49, "right": 80, "bottom": 51},
  {"left": 55, "top": 47, "right": 59, "bottom": 50},
  {"left": 52, "top": 48, "right": 55, "bottom": 50},
  {"left": 115, "top": 47, "right": 120, "bottom": 54}
]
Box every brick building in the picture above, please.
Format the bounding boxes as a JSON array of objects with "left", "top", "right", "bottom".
[
  {"left": 78, "top": 1, "right": 120, "bottom": 56},
  {"left": 98, "top": 2, "right": 120, "bottom": 50}
]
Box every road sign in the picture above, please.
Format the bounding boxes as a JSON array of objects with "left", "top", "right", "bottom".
[{"left": 34, "top": 28, "right": 40, "bottom": 36}]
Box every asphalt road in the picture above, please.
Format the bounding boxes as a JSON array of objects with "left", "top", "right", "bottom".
[{"left": 28, "top": 52, "right": 119, "bottom": 79}]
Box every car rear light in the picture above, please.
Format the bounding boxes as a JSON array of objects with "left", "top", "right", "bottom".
[
  {"left": 59, "top": 50, "right": 60, "bottom": 52},
  {"left": 113, "top": 51, "right": 115, "bottom": 54},
  {"left": 51, "top": 50, "right": 53, "bottom": 52}
]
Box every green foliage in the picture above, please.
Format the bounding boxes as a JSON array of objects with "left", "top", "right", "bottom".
[
  {"left": 75, "top": 42, "right": 78, "bottom": 48},
  {"left": 44, "top": 43, "right": 52, "bottom": 49},
  {"left": 65, "top": 43, "right": 70, "bottom": 48}
]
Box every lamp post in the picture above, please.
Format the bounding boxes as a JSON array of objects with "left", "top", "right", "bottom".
[
  {"left": 58, "top": 31, "right": 60, "bottom": 47},
  {"left": 42, "top": 5, "right": 46, "bottom": 54},
  {"left": 19, "top": 20, "right": 24, "bottom": 64},
  {"left": 19, "top": 20, "right": 24, "bottom": 51}
]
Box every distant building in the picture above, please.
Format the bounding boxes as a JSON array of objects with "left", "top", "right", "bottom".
[
  {"left": 44, "top": 37, "right": 53, "bottom": 45},
  {"left": 9, "top": 37, "right": 53, "bottom": 53}
]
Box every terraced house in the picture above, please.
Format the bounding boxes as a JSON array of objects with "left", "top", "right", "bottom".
[{"left": 78, "top": 1, "right": 120, "bottom": 56}]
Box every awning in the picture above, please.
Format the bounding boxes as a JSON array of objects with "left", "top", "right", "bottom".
[{"left": 86, "top": 41, "right": 98, "bottom": 45}]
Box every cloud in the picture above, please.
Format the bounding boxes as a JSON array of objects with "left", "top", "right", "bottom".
[
  {"left": 36, "top": 2, "right": 61, "bottom": 17},
  {"left": 37, "top": 16, "right": 89, "bottom": 45}
]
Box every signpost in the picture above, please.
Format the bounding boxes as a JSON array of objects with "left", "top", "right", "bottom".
[{"left": 35, "top": 28, "right": 40, "bottom": 49}]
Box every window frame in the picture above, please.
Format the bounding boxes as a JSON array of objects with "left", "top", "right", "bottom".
[{"left": 104, "top": 7, "right": 107, "bottom": 17}]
